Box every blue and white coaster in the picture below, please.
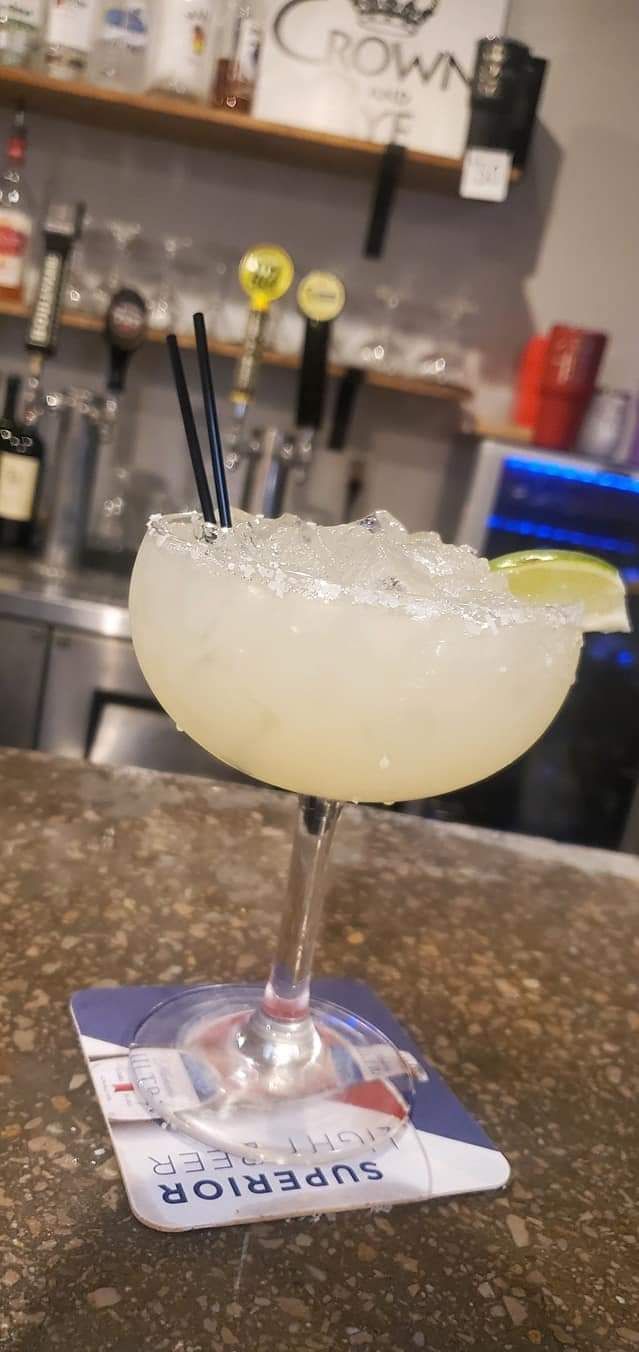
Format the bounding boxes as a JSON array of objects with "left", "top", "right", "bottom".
[{"left": 70, "top": 980, "right": 510, "bottom": 1232}]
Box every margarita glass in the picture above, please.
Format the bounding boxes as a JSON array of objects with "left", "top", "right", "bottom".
[{"left": 128, "top": 509, "right": 582, "bottom": 1162}]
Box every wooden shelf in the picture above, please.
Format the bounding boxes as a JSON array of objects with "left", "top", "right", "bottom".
[
  {"left": 0, "top": 297, "right": 471, "bottom": 404},
  {"left": 0, "top": 66, "right": 520, "bottom": 195},
  {"left": 471, "top": 420, "right": 532, "bottom": 443}
]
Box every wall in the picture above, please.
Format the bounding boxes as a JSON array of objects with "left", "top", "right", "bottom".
[
  {"left": 508, "top": 0, "right": 639, "bottom": 390},
  {"left": 0, "top": 0, "right": 637, "bottom": 534}
]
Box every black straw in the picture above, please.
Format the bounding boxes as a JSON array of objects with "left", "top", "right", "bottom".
[
  {"left": 193, "top": 312, "right": 232, "bottom": 529},
  {"left": 166, "top": 333, "right": 216, "bottom": 525}
]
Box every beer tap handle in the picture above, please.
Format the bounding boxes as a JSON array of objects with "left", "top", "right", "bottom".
[{"left": 296, "top": 270, "right": 346, "bottom": 446}]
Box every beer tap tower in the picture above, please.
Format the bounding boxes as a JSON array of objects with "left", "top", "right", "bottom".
[
  {"left": 227, "top": 256, "right": 346, "bottom": 519},
  {"left": 24, "top": 203, "right": 147, "bottom": 574}
]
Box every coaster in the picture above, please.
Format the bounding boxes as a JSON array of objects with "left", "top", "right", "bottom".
[{"left": 70, "top": 980, "right": 510, "bottom": 1232}]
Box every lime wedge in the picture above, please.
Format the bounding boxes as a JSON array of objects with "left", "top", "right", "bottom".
[{"left": 490, "top": 549, "right": 630, "bottom": 633}]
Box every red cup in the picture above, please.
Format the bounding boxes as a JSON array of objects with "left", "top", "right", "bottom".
[
  {"left": 513, "top": 334, "right": 550, "bottom": 429},
  {"left": 534, "top": 324, "right": 607, "bottom": 450}
]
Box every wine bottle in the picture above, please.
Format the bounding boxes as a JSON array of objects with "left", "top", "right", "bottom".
[{"left": 0, "top": 374, "right": 44, "bottom": 549}]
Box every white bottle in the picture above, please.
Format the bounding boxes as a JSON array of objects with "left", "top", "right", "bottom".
[
  {"left": 43, "top": 0, "right": 97, "bottom": 81},
  {"left": 0, "top": 0, "right": 44, "bottom": 68},
  {"left": 87, "top": 1, "right": 150, "bottom": 93},
  {"left": 145, "top": 0, "right": 216, "bottom": 102}
]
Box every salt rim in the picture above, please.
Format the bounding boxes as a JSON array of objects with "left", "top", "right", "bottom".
[{"left": 145, "top": 510, "right": 579, "bottom": 630}]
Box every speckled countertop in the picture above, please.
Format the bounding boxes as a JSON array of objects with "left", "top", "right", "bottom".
[{"left": 1, "top": 749, "right": 638, "bottom": 1352}]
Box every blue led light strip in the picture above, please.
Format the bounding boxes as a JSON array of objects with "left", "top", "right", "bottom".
[
  {"left": 505, "top": 456, "right": 639, "bottom": 495},
  {"left": 487, "top": 513, "right": 637, "bottom": 556}
]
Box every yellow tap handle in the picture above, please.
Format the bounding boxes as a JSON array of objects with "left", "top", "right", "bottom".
[{"left": 232, "top": 245, "right": 295, "bottom": 406}]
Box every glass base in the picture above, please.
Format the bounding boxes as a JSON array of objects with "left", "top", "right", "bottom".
[{"left": 129, "top": 985, "right": 416, "bottom": 1165}]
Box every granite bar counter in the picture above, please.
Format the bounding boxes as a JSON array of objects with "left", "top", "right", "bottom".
[{"left": 0, "top": 749, "right": 638, "bottom": 1352}]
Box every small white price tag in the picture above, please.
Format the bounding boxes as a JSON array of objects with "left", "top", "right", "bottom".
[{"left": 460, "top": 148, "right": 513, "bottom": 202}]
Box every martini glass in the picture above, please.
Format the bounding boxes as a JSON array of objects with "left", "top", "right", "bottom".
[
  {"left": 63, "top": 217, "right": 115, "bottom": 317},
  {"left": 358, "top": 283, "right": 406, "bottom": 373},
  {"left": 414, "top": 295, "right": 478, "bottom": 383},
  {"left": 105, "top": 218, "right": 142, "bottom": 293},
  {"left": 128, "top": 511, "right": 582, "bottom": 1163},
  {"left": 144, "top": 234, "right": 193, "bottom": 333}
]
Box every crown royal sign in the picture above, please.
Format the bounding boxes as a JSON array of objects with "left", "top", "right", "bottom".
[{"left": 253, "top": 0, "right": 507, "bottom": 157}]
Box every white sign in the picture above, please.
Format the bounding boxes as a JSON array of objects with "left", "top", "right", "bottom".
[
  {"left": 460, "top": 147, "right": 512, "bottom": 201},
  {"left": 254, "top": 0, "right": 507, "bottom": 158}
]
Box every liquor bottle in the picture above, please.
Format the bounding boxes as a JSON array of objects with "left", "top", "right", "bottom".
[
  {"left": 212, "top": 0, "right": 262, "bottom": 114},
  {"left": 87, "top": 1, "right": 150, "bottom": 93},
  {"left": 0, "top": 374, "right": 45, "bottom": 549},
  {"left": 145, "top": 0, "right": 216, "bottom": 102},
  {"left": 0, "top": 0, "right": 44, "bottom": 68},
  {"left": 42, "top": 0, "right": 97, "bottom": 81},
  {"left": 0, "top": 108, "right": 33, "bottom": 304}
]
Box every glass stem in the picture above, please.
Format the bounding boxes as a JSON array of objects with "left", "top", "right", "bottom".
[
  {"left": 265, "top": 795, "right": 343, "bottom": 1016},
  {"left": 237, "top": 796, "right": 343, "bottom": 1069}
]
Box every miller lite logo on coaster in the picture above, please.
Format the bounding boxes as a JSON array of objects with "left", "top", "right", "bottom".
[
  {"left": 70, "top": 979, "right": 509, "bottom": 1232},
  {"left": 253, "top": 0, "right": 507, "bottom": 157}
]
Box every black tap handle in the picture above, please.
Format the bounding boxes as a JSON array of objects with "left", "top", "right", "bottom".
[
  {"left": 104, "top": 288, "right": 147, "bottom": 393},
  {"left": 26, "top": 202, "right": 84, "bottom": 358},
  {"left": 296, "top": 319, "right": 330, "bottom": 431},
  {"left": 364, "top": 144, "right": 405, "bottom": 259},
  {"left": 328, "top": 367, "right": 364, "bottom": 451}
]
